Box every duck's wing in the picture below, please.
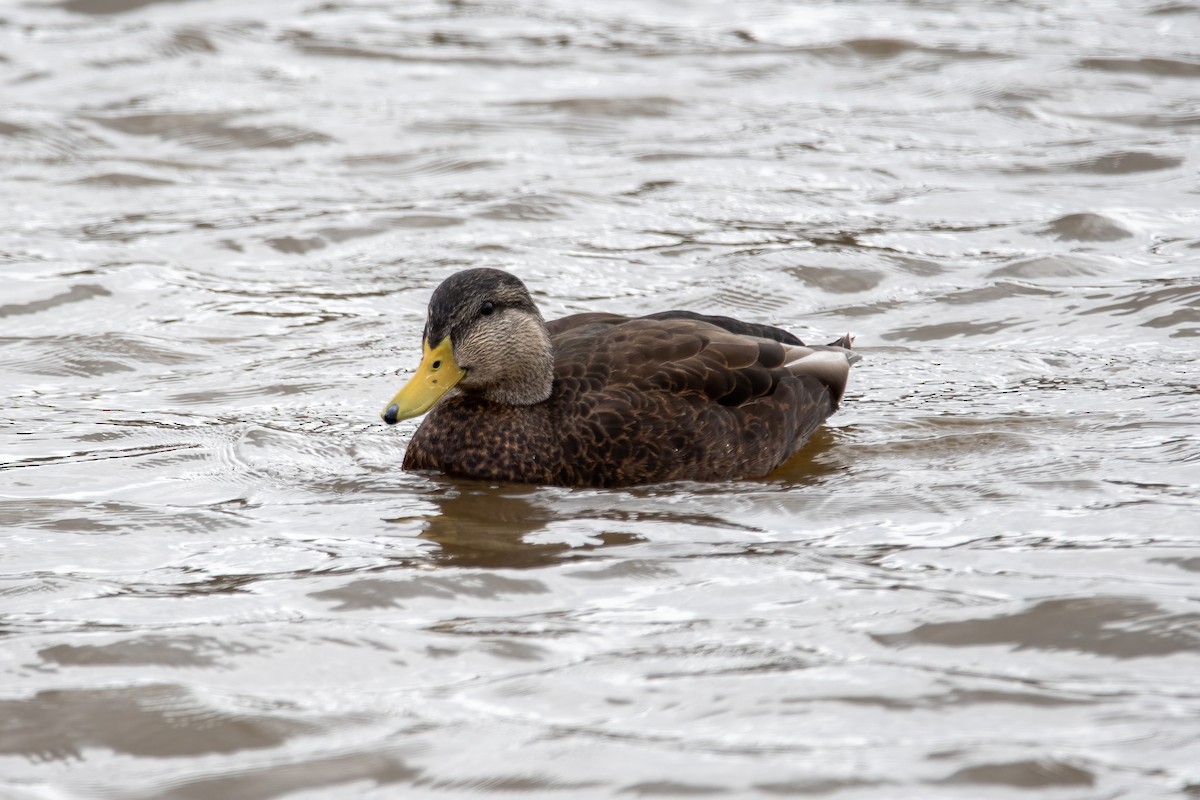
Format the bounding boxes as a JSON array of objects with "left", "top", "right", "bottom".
[
  {"left": 545, "top": 312, "right": 630, "bottom": 337},
  {"left": 641, "top": 310, "right": 803, "bottom": 345},
  {"left": 546, "top": 310, "right": 804, "bottom": 345},
  {"left": 547, "top": 317, "right": 856, "bottom": 485},
  {"left": 553, "top": 316, "right": 855, "bottom": 409}
]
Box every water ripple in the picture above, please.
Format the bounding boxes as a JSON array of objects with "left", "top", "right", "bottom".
[{"left": 2, "top": 0, "right": 1199, "bottom": 796}]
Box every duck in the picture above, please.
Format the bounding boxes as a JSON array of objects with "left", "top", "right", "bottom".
[{"left": 381, "top": 268, "right": 858, "bottom": 487}]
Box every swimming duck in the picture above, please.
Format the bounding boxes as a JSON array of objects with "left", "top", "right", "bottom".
[{"left": 381, "top": 268, "right": 857, "bottom": 487}]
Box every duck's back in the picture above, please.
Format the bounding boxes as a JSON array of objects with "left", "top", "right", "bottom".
[{"left": 403, "top": 313, "right": 854, "bottom": 487}]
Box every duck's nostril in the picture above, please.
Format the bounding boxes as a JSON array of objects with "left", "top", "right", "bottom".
[{"left": 382, "top": 404, "right": 399, "bottom": 424}]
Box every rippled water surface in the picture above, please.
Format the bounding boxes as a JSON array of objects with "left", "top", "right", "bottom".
[{"left": 3, "top": 0, "right": 1200, "bottom": 797}]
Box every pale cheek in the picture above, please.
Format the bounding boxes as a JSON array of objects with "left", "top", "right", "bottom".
[
  {"left": 457, "top": 340, "right": 500, "bottom": 385},
  {"left": 458, "top": 316, "right": 527, "bottom": 386}
]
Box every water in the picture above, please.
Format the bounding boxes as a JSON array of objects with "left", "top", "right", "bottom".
[{"left": 2, "top": 0, "right": 1199, "bottom": 797}]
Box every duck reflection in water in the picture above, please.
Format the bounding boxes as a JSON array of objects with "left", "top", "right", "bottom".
[
  {"left": 395, "top": 480, "right": 642, "bottom": 570},
  {"left": 393, "top": 430, "right": 843, "bottom": 569}
]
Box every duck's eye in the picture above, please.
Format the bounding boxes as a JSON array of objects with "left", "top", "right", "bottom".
[{"left": 480, "top": 301, "right": 495, "bottom": 316}]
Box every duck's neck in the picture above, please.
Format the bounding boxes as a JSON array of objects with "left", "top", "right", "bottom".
[{"left": 477, "top": 320, "right": 555, "bottom": 407}]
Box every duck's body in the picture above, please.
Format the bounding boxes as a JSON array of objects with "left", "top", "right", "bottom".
[{"left": 383, "top": 269, "right": 857, "bottom": 488}]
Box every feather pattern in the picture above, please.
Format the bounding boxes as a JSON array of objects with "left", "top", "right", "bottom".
[{"left": 392, "top": 270, "right": 858, "bottom": 487}]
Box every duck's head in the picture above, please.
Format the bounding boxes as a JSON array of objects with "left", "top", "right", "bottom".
[{"left": 381, "top": 268, "right": 554, "bottom": 424}]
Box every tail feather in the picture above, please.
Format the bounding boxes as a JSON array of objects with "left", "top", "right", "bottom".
[{"left": 825, "top": 333, "right": 862, "bottom": 365}]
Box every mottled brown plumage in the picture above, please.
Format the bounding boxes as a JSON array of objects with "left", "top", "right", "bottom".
[{"left": 383, "top": 268, "right": 858, "bottom": 487}]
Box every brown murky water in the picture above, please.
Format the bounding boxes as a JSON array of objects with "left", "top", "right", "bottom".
[{"left": 3, "top": 0, "right": 1200, "bottom": 797}]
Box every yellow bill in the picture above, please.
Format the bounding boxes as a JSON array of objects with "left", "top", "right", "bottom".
[{"left": 381, "top": 336, "right": 465, "bottom": 424}]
